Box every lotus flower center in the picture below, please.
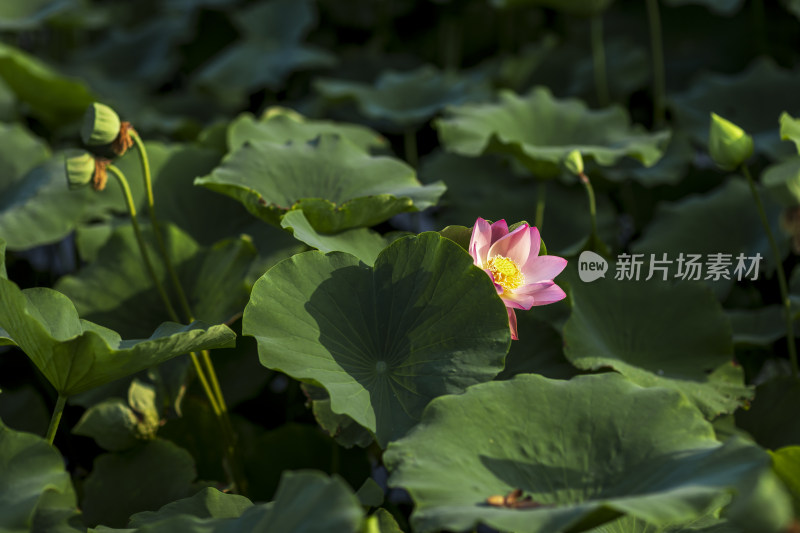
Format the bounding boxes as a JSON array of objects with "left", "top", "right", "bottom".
[{"left": 488, "top": 256, "right": 524, "bottom": 292}]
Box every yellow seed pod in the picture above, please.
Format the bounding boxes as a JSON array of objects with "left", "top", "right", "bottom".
[
  {"left": 64, "top": 149, "right": 96, "bottom": 190},
  {"left": 81, "top": 102, "right": 121, "bottom": 147}
]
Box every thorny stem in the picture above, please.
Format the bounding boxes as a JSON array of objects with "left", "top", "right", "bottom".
[
  {"left": 742, "top": 165, "right": 798, "bottom": 378},
  {"left": 590, "top": 14, "right": 609, "bottom": 107},
  {"left": 107, "top": 164, "right": 222, "bottom": 417},
  {"left": 45, "top": 394, "right": 67, "bottom": 445},
  {"left": 645, "top": 0, "right": 666, "bottom": 128}
]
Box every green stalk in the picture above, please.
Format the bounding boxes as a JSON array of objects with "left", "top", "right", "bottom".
[
  {"left": 579, "top": 171, "right": 609, "bottom": 255},
  {"left": 128, "top": 135, "right": 244, "bottom": 492},
  {"left": 130, "top": 134, "right": 228, "bottom": 408},
  {"left": 404, "top": 129, "right": 419, "bottom": 168},
  {"left": 590, "top": 14, "right": 610, "bottom": 107},
  {"left": 579, "top": 172, "right": 598, "bottom": 239},
  {"left": 645, "top": 0, "right": 666, "bottom": 128},
  {"left": 742, "top": 165, "right": 798, "bottom": 377},
  {"left": 107, "top": 164, "right": 222, "bottom": 415},
  {"left": 45, "top": 394, "right": 67, "bottom": 445},
  {"left": 535, "top": 181, "right": 547, "bottom": 230},
  {"left": 130, "top": 131, "right": 194, "bottom": 322},
  {"left": 107, "top": 165, "right": 178, "bottom": 321}
]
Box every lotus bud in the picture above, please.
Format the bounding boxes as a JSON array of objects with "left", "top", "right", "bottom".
[
  {"left": 709, "top": 113, "right": 753, "bottom": 171},
  {"left": 81, "top": 103, "right": 122, "bottom": 147},
  {"left": 64, "top": 149, "right": 96, "bottom": 190},
  {"left": 563, "top": 149, "right": 584, "bottom": 176}
]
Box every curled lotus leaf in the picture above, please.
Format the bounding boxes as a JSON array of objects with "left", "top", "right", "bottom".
[
  {"left": 436, "top": 87, "right": 669, "bottom": 178},
  {"left": 0, "top": 243, "right": 235, "bottom": 396},
  {"left": 195, "top": 134, "right": 445, "bottom": 233}
]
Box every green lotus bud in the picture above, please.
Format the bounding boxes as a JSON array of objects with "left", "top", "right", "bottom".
[
  {"left": 564, "top": 149, "right": 584, "bottom": 176},
  {"left": 64, "top": 149, "right": 96, "bottom": 190},
  {"left": 709, "top": 112, "right": 753, "bottom": 170},
  {"left": 81, "top": 102, "right": 121, "bottom": 147}
]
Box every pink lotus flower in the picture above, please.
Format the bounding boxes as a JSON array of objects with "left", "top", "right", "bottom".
[{"left": 469, "top": 218, "right": 567, "bottom": 340}]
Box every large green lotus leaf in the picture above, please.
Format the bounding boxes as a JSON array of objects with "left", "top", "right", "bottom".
[
  {"left": 436, "top": 87, "right": 669, "bottom": 178},
  {"left": 192, "top": 0, "right": 335, "bottom": 107},
  {"left": 0, "top": 122, "right": 49, "bottom": 181},
  {"left": 227, "top": 107, "right": 388, "bottom": 153},
  {"left": 0, "top": 418, "right": 83, "bottom": 533},
  {"left": 57, "top": 223, "right": 255, "bottom": 338},
  {"left": 736, "top": 377, "right": 800, "bottom": 450},
  {"left": 128, "top": 488, "right": 252, "bottom": 528},
  {"left": 82, "top": 438, "right": 198, "bottom": 528},
  {"left": 0, "top": 42, "right": 94, "bottom": 127},
  {"left": 280, "top": 210, "right": 393, "bottom": 266},
  {"left": 671, "top": 58, "right": 800, "bottom": 160},
  {"left": 488, "top": 0, "right": 614, "bottom": 15},
  {"left": 662, "top": 0, "right": 745, "bottom": 15},
  {"left": 0, "top": 158, "right": 98, "bottom": 250},
  {"left": 0, "top": 138, "right": 166, "bottom": 250},
  {"left": 564, "top": 277, "right": 750, "bottom": 417},
  {"left": 631, "top": 178, "right": 784, "bottom": 299},
  {"left": 601, "top": 132, "right": 694, "bottom": 186},
  {"left": 195, "top": 134, "right": 446, "bottom": 233},
  {"left": 243, "top": 232, "right": 510, "bottom": 446},
  {"left": 0, "top": 265, "right": 235, "bottom": 396},
  {"left": 726, "top": 306, "right": 790, "bottom": 346},
  {"left": 418, "top": 151, "right": 617, "bottom": 255},
  {"left": 315, "top": 65, "right": 493, "bottom": 129},
  {"left": 384, "top": 373, "right": 787, "bottom": 533},
  {"left": 130, "top": 471, "right": 364, "bottom": 533}
]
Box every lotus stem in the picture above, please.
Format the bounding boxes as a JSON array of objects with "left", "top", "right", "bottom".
[
  {"left": 535, "top": 181, "right": 547, "bottom": 230},
  {"left": 106, "top": 165, "right": 178, "bottom": 321},
  {"left": 590, "top": 14, "right": 610, "bottom": 107},
  {"left": 128, "top": 134, "right": 243, "bottom": 490},
  {"left": 645, "top": 0, "right": 666, "bottom": 128},
  {"left": 742, "top": 165, "right": 798, "bottom": 378},
  {"left": 45, "top": 394, "right": 67, "bottom": 445},
  {"left": 130, "top": 131, "right": 194, "bottom": 322},
  {"left": 579, "top": 172, "right": 598, "bottom": 240},
  {"left": 129, "top": 134, "right": 230, "bottom": 410},
  {"left": 107, "top": 164, "right": 222, "bottom": 416}
]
